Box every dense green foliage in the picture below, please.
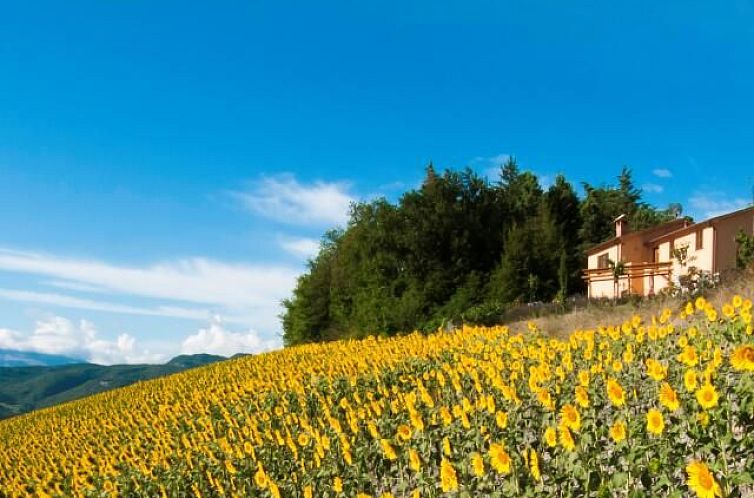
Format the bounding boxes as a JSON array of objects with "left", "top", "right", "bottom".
[
  {"left": 282, "top": 160, "right": 680, "bottom": 345},
  {"left": 736, "top": 229, "right": 754, "bottom": 269},
  {"left": 0, "top": 354, "right": 224, "bottom": 419}
]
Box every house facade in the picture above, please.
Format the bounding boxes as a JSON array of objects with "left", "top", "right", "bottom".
[{"left": 583, "top": 206, "right": 754, "bottom": 299}]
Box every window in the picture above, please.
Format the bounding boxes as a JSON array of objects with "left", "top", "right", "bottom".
[
  {"left": 696, "top": 229, "right": 703, "bottom": 250},
  {"left": 653, "top": 246, "right": 660, "bottom": 263},
  {"left": 597, "top": 253, "right": 610, "bottom": 269}
]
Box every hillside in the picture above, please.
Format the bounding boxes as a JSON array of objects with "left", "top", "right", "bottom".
[
  {"left": 0, "top": 349, "right": 83, "bottom": 367},
  {"left": 0, "top": 353, "right": 224, "bottom": 420},
  {"left": 0, "top": 295, "right": 751, "bottom": 497}
]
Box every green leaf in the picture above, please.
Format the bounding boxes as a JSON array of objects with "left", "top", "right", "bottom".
[
  {"left": 611, "top": 472, "right": 628, "bottom": 487},
  {"left": 731, "top": 472, "right": 754, "bottom": 485}
]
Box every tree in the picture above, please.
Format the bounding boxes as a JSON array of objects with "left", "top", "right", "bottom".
[
  {"left": 735, "top": 230, "right": 754, "bottom": 269},
  {"left": 281, "top": 163, "right": 682, "bottom": 345},
  {"left": 556, "top": 249, "right": 568, "bottom": 305},
  {"left": 579, "top": 168, "right": 676, "bottom": 249},
  {"left": 607, "top": 258, "right": 626, "bottom": 303},
  {"left": 497, "top": 157, "right": 543, "bottom": 225},
  {"left": 281, "top": 233, "right": 338, "bottom": 345},
  {"left": 546, "top": 175, "right": 583, "bottom": 294}
]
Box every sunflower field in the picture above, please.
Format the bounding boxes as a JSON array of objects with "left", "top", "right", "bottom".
[{"left": 1, "top": 296, "right": 753, "bottom": 498}]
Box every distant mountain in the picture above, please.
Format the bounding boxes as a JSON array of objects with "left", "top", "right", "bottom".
[
  {"left": 0, "top": 349, "right": 84, "bottom": 367},
  {"left": 0, "top": 353, "right": 225, "bottom": 420}
]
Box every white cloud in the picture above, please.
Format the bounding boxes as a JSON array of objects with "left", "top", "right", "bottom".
[
  {"left": 689, "top": 191, "right": 751, "bottom": 219},
  {"left": 0, "top": 248, "right": 299, "bottom": 331},
  {"left": 642, "top": 183, "right": 664, "bottom": 194},
  {"left": 0, "top": 316, "right": 164, "bottom": 365},
  {"left": 181, "top": 317, "right": 280, "bottom": 357},
  {"left": 0, "top": 288, "right": 213, "bottom": 321},
  {"left": 652, "top": 168, "right": 673, "bottom": 178},
  {"left": 44, "top": 280, "right": 107, "bottom": 293},
  {"left": 280, "top": 237, "right": 320, "bottom": 260},
  {"left": 234, "top": 174, "right": 355, "bottom": 227}
]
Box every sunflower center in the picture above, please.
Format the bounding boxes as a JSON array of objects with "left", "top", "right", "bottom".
[{"left": 699, "top": 472, "right": 713, "bottom": 490}]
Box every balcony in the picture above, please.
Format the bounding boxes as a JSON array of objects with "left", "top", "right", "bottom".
[{"left": 582, "top": 261, "right": 673, "bottom": 298}]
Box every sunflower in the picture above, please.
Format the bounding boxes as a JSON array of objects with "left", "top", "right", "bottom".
[
  {"left": 730, "top": 344, "right": 754, "bottom": 371},
  {"left": 537, "top": 389, "right": 555, "bottom": 411},
  {"left": 697, "top": 412, "right": 710, "bottom": 427},
  {"left": 575, "top": 386, "right": 589, "bottom": 408},
  {"left": 408, "top": 448, "right": 421, "bottom": 472},
  {"left": 439, "top": 407, "right": 453, "bottom": 426},
  {"left": 686, "top": 461, "right": 722, "bottom": 498},
  {"left": 606, "top": 378, "right": 626, "bottom": 407},
  {"left": 528, "top": 449, "right": 541, "bottom": 481},
  {"left": 609, "top": 420, "right": 626, "bottom": 443},
  {"left": 470, "top": 452, "right": 485, "bottom": 477},
  {"left": 496, "top": 411, "right": 508, "bottom": 429},
  {"left": 695, "top": 383, "right": 719, "bottom": 410},
  {"left": 684, "top": 369, "right": 698, "bottom": 392},
  {"left": 544, "top": 426, "right": 557, "bottom": 447},
  {"left": 333, "top": 477, "right": 343, "bottom": 493},
  {"left": 645, "top": 359, "right": 667, "bottom": 381},
  {"left": 559, "top": 404, "right": 581, "bottom": 431},
  {"left": 646, "top": 408, "right": 665, "bottom": 435},
  {"left": 380, "top": 439, "right": 397, "bottom": 460},
  {"left": 685, "top": 301, "right": 695, "bottom": 315},
  {"left": 488, "top": 443, "right": 512, "bottom": 474},
  {"left": 396, "top": 424, "right": 412, "bottom": 442},
  {"left": 578, "top": 369, "right": 590, "bottom": 387},
  {"left": 659, "top": 382, "right": 680, "bottom": 412},
  {"left": 269, "top": 481, "right": 281, "bottom": 498},
  {"left": 559, "top": 425, "right": 576, "bottom": 451},
  {"left": 254, "top": 463, "right": 268, "bottom": 489},
  {"left": 678, "top": 346, "right": 699, "bottom": 366},
  {"left": 297, "top": 433, "right": 311, "bottom": 447},
  {"left": 722, "top": 303, "right": 735, "bottom": 318},
  {"left": 440, "top": 458, "right": 458, "bottom": 492},
  {"left": 442, "top": 437, "right": 452, "bottom": 457}
]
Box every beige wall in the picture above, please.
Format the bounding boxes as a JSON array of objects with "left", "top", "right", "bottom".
[
  {"left": 587, "top": 245, "right": 619, "bottom": 269},
  {"left": 714, "top": 210, "right": 754, "bottom": 271},
  {"left": 694, "top": 227, "right": 715, "bottom": 272},
  {"left": 587, "top": 244, "right": 623, "bottom": 298},
  {"left": 589, "top": 279, "right": 618, "bottom": 298},
  {"left": 667, "top": 229, "right": 713, "bottom": 276},
  {"left": 657, "top": 241, "right": 672, "bottom": 263}
]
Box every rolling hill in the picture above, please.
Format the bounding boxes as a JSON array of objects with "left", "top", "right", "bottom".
[{"left": 0, "top": 353, "right": 225, "bottom": 419}]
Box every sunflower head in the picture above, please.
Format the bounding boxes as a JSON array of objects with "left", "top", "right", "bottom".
[
  {"left": 686, "top": 460, "right": 722, "bottom": 498},
  {"left": 646, "top": 408, "right": 665, "bottom": 435},
  {"left": 695, "top": 383, "right": 719, "bottom": 410},
  {"left": 731, "top": 344, "right": 754, "bottom": 372}
]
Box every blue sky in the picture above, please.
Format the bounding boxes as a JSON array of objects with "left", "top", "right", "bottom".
[{"left": 1, "top": 1, "right": 754, "bottom": 363}]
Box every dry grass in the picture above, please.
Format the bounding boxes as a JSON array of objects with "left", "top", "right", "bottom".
[{"left": 509, "top": 268, "right": 754, "bottom": 339}]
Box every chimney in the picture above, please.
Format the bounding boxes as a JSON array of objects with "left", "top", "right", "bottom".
[{"left": 614, "top": 214, "right": 628, "bottom": 238}]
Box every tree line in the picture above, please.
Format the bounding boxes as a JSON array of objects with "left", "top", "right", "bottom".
[{"left": 281, "top": 160, "right": 681, "bottom": 345}]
